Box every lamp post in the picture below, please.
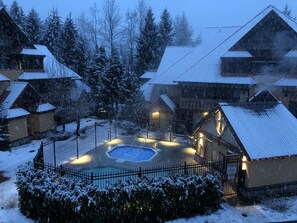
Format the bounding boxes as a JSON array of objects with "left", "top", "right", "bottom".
[
  {"left": 53, "top": 139, "right": 56, "bottom": 167},
  {"left": 76, "top": 134, "right": 79, "bottom": 159},
  {"left": 95, "top": 122, "right": 99, "bottom": 149}
]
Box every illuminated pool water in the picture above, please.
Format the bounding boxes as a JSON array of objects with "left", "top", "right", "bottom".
[{"left": 107, "top": 145, "right": 157, "bottom": 162}]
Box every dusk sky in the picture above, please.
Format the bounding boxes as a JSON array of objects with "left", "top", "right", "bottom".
[{"left": 3, "top": 0, "right": 297, "bottom": 37}]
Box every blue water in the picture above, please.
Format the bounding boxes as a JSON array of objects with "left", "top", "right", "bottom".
[{"left": 108, "top": 146, "right": 156, "bottom": 162}]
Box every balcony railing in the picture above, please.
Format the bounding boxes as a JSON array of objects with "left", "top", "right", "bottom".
[{"left": 180, "top": 98, "right": 239, "bottom": 110}]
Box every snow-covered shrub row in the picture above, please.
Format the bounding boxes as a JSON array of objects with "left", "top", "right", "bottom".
[{"left": 16, "top": 163, "right": 223, "bottom": 223}]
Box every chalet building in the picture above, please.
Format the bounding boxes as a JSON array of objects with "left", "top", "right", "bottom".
[
  {"left": 0, "top": 8, "right": 89, "bottom": 147},
  {"left": 142, "top": 6, "right": 297, "bottom": 132},
  {"left": 193, "top": 99, "right": 297, "bottom": 194}
]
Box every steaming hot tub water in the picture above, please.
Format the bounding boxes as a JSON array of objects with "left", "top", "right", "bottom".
[{"left": 107, "top": 145, "right": 157, "bottom": 162}]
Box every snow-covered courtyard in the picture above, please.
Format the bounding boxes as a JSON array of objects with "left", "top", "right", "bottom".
[{"left": 0, "top": 118, "right": 297, "bottom": 223}]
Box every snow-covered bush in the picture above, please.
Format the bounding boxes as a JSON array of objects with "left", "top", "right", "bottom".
[
  {"left": 16, "top": 163, "right": 223, "bottom": 222},
  {"left": 116, "top": 120, "right": 140, "bottom": 135}
]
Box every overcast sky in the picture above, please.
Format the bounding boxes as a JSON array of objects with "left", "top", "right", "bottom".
[{"left": 3, "top": 0, "right": 297, "bottom": 37}]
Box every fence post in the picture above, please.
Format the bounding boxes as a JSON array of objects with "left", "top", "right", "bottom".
[
  {"left": 60, "top": 165, "right": 64, "bottom": 177},
  {"left": 184, "top": 162, "right": 187, "bottom": 175},
  {"left": 138, "top": 167, "right": 142, "bottom": 178},
  {"left": 53, "top": 139, "right": 56, "bottom": 168},
  {"left": 91, "top": 172, "right": 94, "bottom": 183}
]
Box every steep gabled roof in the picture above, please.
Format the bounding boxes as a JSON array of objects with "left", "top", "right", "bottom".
[
  {"left": 274, "top": 77, "right": 297, "bottom": 87},
  {"left": 18, "top": 44, "right": 81, "bottom": 81},
  {"left": 2, "top": 82, "right": 28, "bottom": 109},
  {"left": 160, "top": 95, "right": 176, "bottom": 112},
  {"left": 249, "top": 88, "right": 279, "bottom": 102},
  {"left": 219, "top": 102, "right": 297, "bottom": 160},
  {"left": 0, "top": 8, "right": 33, "bottom": 48},
  {"left": 149, "top": 46, "right": 194, "bottom": 85},
  {"left": 150, "top": 6, "right": 296, "bottom": 86},
  {"left": 174, "top": 5, "right": 294, "bottom": 84},
  {"left": 0, "top": 73, "right": 9, "bottom": 82}
]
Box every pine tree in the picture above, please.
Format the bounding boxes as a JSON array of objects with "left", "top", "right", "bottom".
[
  {"left": 120, "top": 70, "right": 147, "bottom": 125},
  {"left": 99, "top": 50, "right": 124, "bottom": 116},
  {"left": 172, "top": 13, "right": 194, "bottom": 46},
  {"left": 157, "top": 9, "right": 173, "bottom": 66},
  {"left": 88, "top": 46, "right": 108, "bottom": 103},
  {"left": 74, "top": 35, "right": 88, "bottom": 79},
  {"left": 9, "top": 0, "right": 25, "bottom": 30},
  {"left": 60, "top": 14, "right": 78, "bottom": 71},
  {"left": 283, "top": 4, "right": 296, "bottom": 21},
  {"left": 0, "top": 0, "right": 7, "bottom": 10},
  {"left": 42, "top": 8, "right": 62, "bottom": 59},
  {"left": 25, "top": 9, "right": 42, "bottom": 43},
  {"left": 135, "top": 8, "right": 158, "bottom": 76}
]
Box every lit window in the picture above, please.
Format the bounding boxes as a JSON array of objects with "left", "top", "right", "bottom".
[
  {"left": 242, "top": 155, "right": 247, "bottom": 170},
  {"left": 215, "top": 111, "right": 225, "bottom": 135}
]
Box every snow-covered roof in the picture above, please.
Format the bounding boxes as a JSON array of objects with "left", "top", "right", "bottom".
[
  {"left": 152, "top": 6, "right": 295, "bottom": 86},
  {"left": 274, "top": 78, "right": 297, "bottom": 87},
  {"left": 0, "top": 73, "right": 9, "bottom": 82},
  {"left": 160, "top": 94, "right": 176, "bottom": 112},
  {"left": 20, "top": 48, "right": 45, "bottom": 56},
  {"left": 141, "top": 80, "right": 154, "bottom": 102},
  {"left": 18, "top": 72, "right": 53, "bottom": 80},
  {"left": 284, "top": 50, "right": 297, "bottom": 58},
  {"left": 28, "top": 44, "right": 81, "bottom": 80},
  {"left": 151, "top": 27, "right": 255, "bottom": 85},
  {"left": 222, "top": 50, "right": 253, "bottom": 58},
  {"left": 2, "top": 82, "right": 28, "bottom": 109},
  {"left": 248, "top": 88, "right": 279, "bottom": 102},
  {"left": 149, "top": 46, "right": 194, "bottom": 85},
  {"left": 140, "top": 71, "right": 157, "bottom": 79},
  {"left": 220, "top": 102, "right": 297, "bottom": 160},
  {"left": 7, "top": 108, "right": 29, "bottom": 119},
  {"left": 70, "top": 80, "right": 91, "bottom": 101},
  {"left": 36, "top": 103, "right": 56, "bottom": 113}
]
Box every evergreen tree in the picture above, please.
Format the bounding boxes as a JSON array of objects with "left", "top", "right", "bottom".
[
  {"left": 74, "top": 35, "right": 88, "bottom": 79},
  {"left": 135, "top": 8, "right": 158, "bottom": 76},
  {"left": 60, "top": 14, "right": 78, "bottom": 71},
  {"left": 283, "top": 4, "right": 296, "bottom": 21},
  {"left": 25, "top": 9, "right": 42, "bottom": 43},
  {"left": 42, "top": 8, "right": 62, "bottom": 59},
  {"left": 157, "top": 9, "right": 173, "bottom": 66},
  {"left": 9, "top": 0, "right": 25, "bottom": 30},
  {"left": 99, "top": 50, "right": 124, "bottom": 116},
  {"left": 172, "top": 13, "right": 194, "bottom": 46},
  {"left": 0, "top": 0, "right": 7, "bottom": 10},
  {"left": 88, "top": 46, "right": 108, "bottom": 103}
]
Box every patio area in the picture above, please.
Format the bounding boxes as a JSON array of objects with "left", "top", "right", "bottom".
[{"left": 65, "top": 136, "right": 198, "bottom": 171}]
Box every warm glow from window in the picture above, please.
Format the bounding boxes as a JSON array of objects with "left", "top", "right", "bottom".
[
  {"left": 216, "top": 111, "right": 225, "bottom": 135},
  {"left": 203, "top": 112, "right": 208, "bottom": 117},
  {"left": 199, "top": 133, "right": 204, "bottom": 147},
  {"left": 242, "top": 155, "right": 247, "bottom": 170},
  {"left": 152, "top": 112, "right": 160, "bottom": 118}
]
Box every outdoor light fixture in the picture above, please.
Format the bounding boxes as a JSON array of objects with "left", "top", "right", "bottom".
[
  {"left": 152, "top": 111, "right": 160, "bottom": 118},
  {"left": 242, "top": 155, "right": 247, "bottom": 170}
]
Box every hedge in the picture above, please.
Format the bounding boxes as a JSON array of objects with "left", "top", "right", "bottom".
[{"left": 16, "top": 163, "right": 223, "bottom": 223}]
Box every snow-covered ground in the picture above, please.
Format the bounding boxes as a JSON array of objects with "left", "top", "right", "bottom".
[{"left": 1, "top": 118, "right": 297, "bottom": 222}]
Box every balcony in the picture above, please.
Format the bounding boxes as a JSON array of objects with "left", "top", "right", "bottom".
[{"left": 180, "top": 98, "right": 239, "bottom": 110}]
